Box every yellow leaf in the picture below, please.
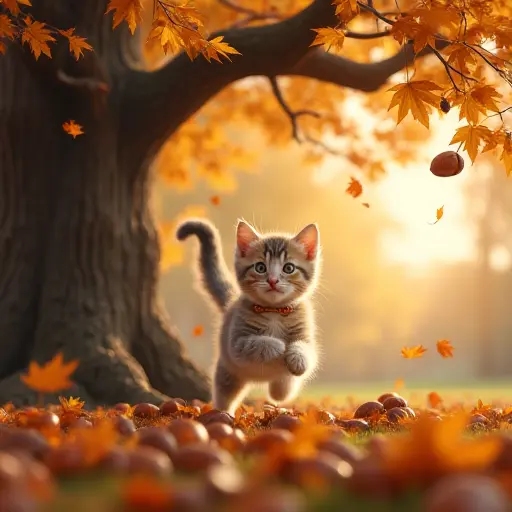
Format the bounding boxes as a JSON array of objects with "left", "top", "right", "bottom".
[
  {"left": 449, "top": 124, "right": 492, "bottom": 163},
  {"left": 387, "top": 81, "right": 442, "bottom": 129},
  {"left": 203, "top": 36, "right": 241, "bottom": 63},
  {"left": 436, "top": 339, "right": 454, "bottom": 358},
  {"left": 401, "top": 345, "right": 427, "bottom": 359},
  {"left": 21, "top": 17, "right": 55, "bottom": 60},
  {"left": 58, "top": 28, "right": 93, "bottom": 60},
  {"left": 62, "top": 120, "right": 84, "bottom": 138},
  {"left": 21, "top": 352, "right": 79, "bottom": 393},
  {"left": 442, "top": 43, "right": 477, "bottom": 74},
  {"left": 333, "top": 0, "right": 359, "bottom": 22},
  {"left": 428, "top": 205, "right": 444, "bottom": 225},
  {"left": 106, "top": 0, "right": 143, "bottom": 35},
  {"left": 310, "top": 27, "right": 345, "bottom": 52}
]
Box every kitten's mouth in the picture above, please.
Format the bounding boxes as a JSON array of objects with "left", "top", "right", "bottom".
[{"left": 266, "top": 288, "right": 284, "bottom": 293}]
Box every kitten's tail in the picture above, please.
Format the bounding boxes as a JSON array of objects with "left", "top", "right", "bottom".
[{"left": 176, "top": 219, "right": 234, "bottom": 312}]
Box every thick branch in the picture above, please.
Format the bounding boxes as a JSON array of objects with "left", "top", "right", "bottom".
[{"left": 123, "top": 0, "right": 446, "bottom": 162}]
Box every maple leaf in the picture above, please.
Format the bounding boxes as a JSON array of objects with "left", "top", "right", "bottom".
[
  {"left": 450, "top": 124, "right": 492, "bottom": 163},
  {"left": 58, "top": 28, "right": 93, "bottom": 60},
  {"left": 458, "top": 86, "right": 502, "bottom": 125},
  {"left": 203, "top": 36, "right": 241, "bottom": 63},
  {"left": 62, "top": 120, "right": 84, "bottom": 138},
  {"left": 1, "top": 0, "right": 31, "bottom": 15},
  {"left": 0, "top": 14, "right": 16, "bottom": 40},
  {"left": 387, "top": 81, "right": 442, "bottom": 129},
  {"left": 310, "top": 27, "right": 345, "bottom": 52},
  {"left": 346, "top": 177, "right": 362, "bottom": 198},
  {"left": 333, "top": 0, "right": 359, "bottom": 22},
  {"left": 443, "top": 43, "right": 477, "bottom": 75},
  {"left": 59, "top": 396, "right": 85, "bottom": 413},
  {"left": 428, "top": 205, "right": 444, "bottom": 225},
  {"left": 21, "top": 18, "right": 55, "bottom": 60},
  {"left": 192, "top": 324, "right": 204, "bottom": 337},
  {"left": 436, "top": 339, "right": 454, "bottom": 358},
  {"left": 106, "top": 0, "right": 143, "bottom": 35},
  {"left": 401, "top": 345, "right": 427, "bottom": 359},
  {"left": 427, "top": 391, "right": 443, "bottom": 408},
  {"left": 21, "top": 352, "right": 79, "bottom": 393}
]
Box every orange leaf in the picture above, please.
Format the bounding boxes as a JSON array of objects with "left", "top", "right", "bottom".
[
  {"left": 449, "top": 124, "right": 492, "bottom": 163},
  {"left": 21, "top": 352, "right": 79, "bottom": 393},
  {"left": 436, "top": 339, "right": 454, "bottom": 358},
  {"left": 106, "top": 0, "right": 143, "bottom": 35},
  {"left": 210, "top": 195, "right": 220, "bottom": 206},
  {"left": 192, "top": 324, "right": 204, "bottom": 337},
  {"left": 427, "top": 391, "right": 443, "bottom": 408},
  {"left": 310, "top": 27, "right": 345, "bottom": 52},
  {"left": 387, "top": 81, "right": 442, "bottom": 129},
  {"left": 1, "top": 0, "right": 31, "bottom": 15},
  {"left": 401, "top": 345, "right": 427, "bottom": 359},
  {"left": 58, "top": 28, "right": 93, "bottom": 60},
  {"left": 58, "top": 396, "right": 85, "bottom": 413},
  {"left": 346, "top": 177, "right": 362, "bottom": 198},
  {"left": 21, "top": 17, "right": 55, "bottom": 60},
  {"left": 428, "top": 205, "right": 444, "bottom": 225},
  {"left": 0, "top": 14, "right": 16, "bottom": 40},
  {"left": 203, "top": 35, "right": 241, "bottom": 63},
  {"left": 69, "top": 418, "right": 119, "bottom": 465},
  {"left": 62, "top": 120, "right": 84, "bottom": 138}
]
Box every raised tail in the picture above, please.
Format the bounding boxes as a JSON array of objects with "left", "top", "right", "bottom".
[{"left": 176, "top": 219, "right": 235, "bottom": 312}]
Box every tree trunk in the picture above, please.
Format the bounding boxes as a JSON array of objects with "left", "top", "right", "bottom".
[{"left": 0, "top": 1, "right": 210, "bottom": 407}]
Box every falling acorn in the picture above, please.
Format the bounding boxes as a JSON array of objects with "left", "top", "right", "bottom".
[{"left": 430, "top": 151, "right": 464, "bottom": 177}]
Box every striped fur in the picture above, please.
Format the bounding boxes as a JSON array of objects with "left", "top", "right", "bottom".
[{"left": 177, "top": 219, "right": 321, "bottom": 415}]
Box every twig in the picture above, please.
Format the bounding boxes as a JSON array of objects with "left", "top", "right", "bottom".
[
  {"left": 268, "top": 76, "right": 320, "bottom": 142},
  {"left": 428, "top": 45, "right": 465, "bottom": 92},
  {"left": 345, "top": 29, "right": 390, "bottom": 39},
  {"left": 357, "top": 1, "right": 395, "bottom": 25}
]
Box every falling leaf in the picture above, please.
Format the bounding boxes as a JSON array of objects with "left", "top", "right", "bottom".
[
  {"left": 192, "top": 324, "right": 204, "bottom": 337},
  {"left": 449, "top": 124, "right": 492, "bottom": 163},
  {"left": 346, "top": 177, "right": 363, "bottom": 198},
  {"left": 428, "top": 391, "right": 443, "bottom": 408},
  {"left": 21, "top": 352, "right": 79, "bottom": 393},
  {"left": 58, "top": 28, "right": 93, "bottom": 60},
  {"left": 62, "top": 120, "right": 84, "bottom": 138},
  {"left": 387, "top": 81, "right": 442, "bottom": 129},
  {"left": 106, "top": 0, "right": 143, "bottom": 35},
  {"left": 401, "top": 345, "right": 427, "bottom": 359},
  {"left": 310, "top": 27, "right": 345, "bottom": 52},
  {"left": 436, "top": 339, "right": 454, "bottom": 358},
  {"left": 203, "top": 36, "right": 241, "bottom": 63},
  {"left": 21, "top": 17, "right": 55, "bottom": 60},
  {"left": 210, "top": 195, "right": 220, "bottom": 206},
  {"left": 428, "top": 205, "right": 444, "bottom": 225},
  {"left": 361, "top": 202, "right": 370, "bottom": 208}
]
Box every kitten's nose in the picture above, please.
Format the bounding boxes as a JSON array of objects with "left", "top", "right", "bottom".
[{"left": 267, "top": 277, "right": 279, "bottom": 287}]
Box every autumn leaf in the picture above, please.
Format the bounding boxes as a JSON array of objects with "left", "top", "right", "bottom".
[
  {"left": 442, "top": 43, "right": 477, "bottom": 75},
  {"left": 449, "top": 124, "right": 492, "bottom": 163},
  {"left": 210, "top": 195, "right": 220, "bottom": 206},
  {"left": 310, "top": 27, "right": 345, "bottom": 52},
  {"left": 106, "top": 0, "right": 143, "bottom": 35},
  {"left": 428, "top": 391, "right": 443, "bottom": 408},
  {"left": 203, "top": 36, "right": 241, "bottom": 63},
  {"left": 192, "top": 324, "right": 204, "bottom": 337},
  {"left": 58, "top": 28, "right": 93, "bottom": 60},
  {"left": 21, "top": 17, "right": 55, "bottom": 60},
  {"left": 346, "top": 177, "right": 362, "bottom": 198},
  {"left": 68, "top": 418, "right": 118, "bottom": 465},
  {"left": 387, "top": 81, "right": 442, "bottom": 129},
  {"left": 21, "top": 352, "right": 79, "bottom": 393},
  {"left": 437, "top": 339, "right": 454, "bottom": 358},
  {"left": 62, "top": 120, "right": 84, "bottom": 138},
  {"left": 362, "top": 202, "right": 370, "bottom": 208},
  {"left": 1, "top": 0, "right": 31, "bottom": 15},
  {"left": 59, "top": 396, "right": 85, "bottom": 413},
  {"left": 333, "top": 0, "right": 359, "bottom": 22},
  {"left": 0, "top": 14, "right": 16, "bottom": 40},
  {"left": 428, "top": 205, "right": 444, "bottom": 225},
  {"left": 401, "top": 345, "right": 427, "bottom": 359}
]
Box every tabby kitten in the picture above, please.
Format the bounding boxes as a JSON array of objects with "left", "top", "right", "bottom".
[{"left": 177, "top": 219, "right": 321, "bottom": 415}]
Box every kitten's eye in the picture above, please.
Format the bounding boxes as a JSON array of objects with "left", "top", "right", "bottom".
[
  {"left": 283, "top": 263, "right": 296, "bottom": 274},
  {"left": 254, "top": 262, "right": 267, "bottom": 274}
]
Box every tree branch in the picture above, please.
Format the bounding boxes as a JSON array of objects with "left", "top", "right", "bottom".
[{"left": 123, "top": 0, "right": 446, "bottom": 163}]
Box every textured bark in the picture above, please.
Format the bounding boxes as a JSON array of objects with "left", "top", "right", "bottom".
[{"left": 0, "top": 1, "right": 210, "bottom": 407}]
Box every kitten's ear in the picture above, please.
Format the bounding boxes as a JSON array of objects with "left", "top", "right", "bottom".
[
  {"left": 293, "top": 224, "right": 319, "bottom": 260},
  {"left": 236, "top": 220, "right": 260, "bottom": 256}
]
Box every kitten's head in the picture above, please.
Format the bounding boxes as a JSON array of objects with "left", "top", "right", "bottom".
[{"left": 234, "top": 220, "right": 321, "bottom": 307}]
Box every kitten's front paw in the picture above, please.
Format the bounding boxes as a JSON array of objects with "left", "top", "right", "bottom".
[
  {"left": 257, "top": 337, "right": 286, "bottom": 363},
  {"left": 285, "top": 347, "right": 308, "bottom": 376}
]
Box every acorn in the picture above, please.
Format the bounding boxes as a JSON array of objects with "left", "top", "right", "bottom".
[{"left": 430, "top": 151, "right": 464, "bottom": 177}]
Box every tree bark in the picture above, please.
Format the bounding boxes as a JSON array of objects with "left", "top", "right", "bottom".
[{"left": 0, "top": 1, "right": 210, "bottom": 407}]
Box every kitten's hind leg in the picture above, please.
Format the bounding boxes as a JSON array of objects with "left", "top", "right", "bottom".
[
  {"left": 213, "top": 363, "right": 248, "bottom": 416},
  {"left": 268, "top": 375, "right": 302, "bottom": 404}
]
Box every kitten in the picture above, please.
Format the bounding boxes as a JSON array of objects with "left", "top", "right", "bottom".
[{"left": 176, "top": 219, "right": 321, "bottom": 415}]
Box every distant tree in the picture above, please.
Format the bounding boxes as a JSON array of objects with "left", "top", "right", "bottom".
[{"left": 0, "top": 0, "right": 510, "bottom": 405}]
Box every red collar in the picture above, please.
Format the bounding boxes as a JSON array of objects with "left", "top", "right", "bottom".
[{"left": 252, "top": 304, "right": 294, "bottom": 316}]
